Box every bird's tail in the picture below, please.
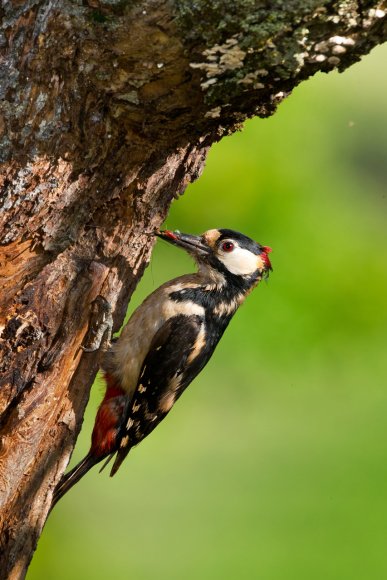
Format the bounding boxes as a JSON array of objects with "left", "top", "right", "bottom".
[
  {"left": 109, "top": 445, "right": 131, "bottom": 477},
  {"left": 51, "top": 453, "right": 101, "bottom": 509}
]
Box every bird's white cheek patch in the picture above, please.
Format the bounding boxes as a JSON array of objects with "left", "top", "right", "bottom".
[{"left": 219, "top": 247, "right": 259, "bottom": 276}]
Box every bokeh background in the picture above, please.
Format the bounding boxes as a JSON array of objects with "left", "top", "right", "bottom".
[{"left": 30, "top": 44, "right": 387, "bottom": 580}]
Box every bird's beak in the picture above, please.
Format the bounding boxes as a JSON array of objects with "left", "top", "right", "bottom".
[{"left": 156, "top": 230, "right": 210, "bottom": 256}]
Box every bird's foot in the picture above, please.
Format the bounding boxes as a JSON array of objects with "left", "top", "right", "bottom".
[{"left": 81, "top": 295, "right": 113, "bottom": 352}]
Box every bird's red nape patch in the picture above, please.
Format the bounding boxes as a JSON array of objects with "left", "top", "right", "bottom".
[
  {"left": 262, "top": 246, "right": 273, "bottom": 271},
  {"left": 90, "top": 374, "right": 127, "bottom": 457}
]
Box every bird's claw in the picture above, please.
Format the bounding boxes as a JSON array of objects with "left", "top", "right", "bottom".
[{"left": 81, "top": 295, "right": 113, "bottom": 353}]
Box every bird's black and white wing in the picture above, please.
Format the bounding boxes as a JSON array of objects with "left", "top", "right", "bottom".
[{"left": 110, "top": 313, "right": 210, "bottom": 475}]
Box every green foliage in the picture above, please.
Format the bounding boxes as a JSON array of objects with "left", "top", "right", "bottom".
[{"left": 29, "top": 45, "right": 387, "bottom": 579}]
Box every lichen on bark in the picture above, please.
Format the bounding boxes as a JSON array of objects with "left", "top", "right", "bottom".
[{"left": 176, "top": 0, "right": 387, "bottom": 118}]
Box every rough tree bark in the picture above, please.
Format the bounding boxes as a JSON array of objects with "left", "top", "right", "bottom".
[{"left": 0, "top": 0, "right": 386, "bottom": 577}]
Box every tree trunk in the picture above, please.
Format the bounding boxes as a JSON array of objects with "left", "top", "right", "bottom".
[{"left": 0, "top": 0, "right": 386, "bottom": 577}]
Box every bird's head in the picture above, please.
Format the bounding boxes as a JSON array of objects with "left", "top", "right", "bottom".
[{"left": 156, "top": 228, "right": 272, "bottom": 284}]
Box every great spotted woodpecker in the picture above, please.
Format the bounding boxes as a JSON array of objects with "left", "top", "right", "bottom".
[{"left": 52, "top": 229, "right": 272, "bottom": 506}]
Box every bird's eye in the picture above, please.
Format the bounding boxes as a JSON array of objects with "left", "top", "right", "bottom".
[{"left": 221, "top": 241, "right": 234, "bottom": 252}]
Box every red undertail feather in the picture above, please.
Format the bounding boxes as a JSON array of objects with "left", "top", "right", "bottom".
[
  {"left": 51, "top": 374, "right": 127, "bottom": 508},
  {"left": 91, "top": 374, "right": 127, "bottom": 457}
]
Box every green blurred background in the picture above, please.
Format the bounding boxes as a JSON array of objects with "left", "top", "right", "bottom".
[{"left": 30, "top": 45, "right": 387, "bottom": 579}]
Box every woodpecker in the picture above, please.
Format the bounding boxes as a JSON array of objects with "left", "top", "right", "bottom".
[{"left": 52, "top": 228, "right": 272, "bottom": 506}]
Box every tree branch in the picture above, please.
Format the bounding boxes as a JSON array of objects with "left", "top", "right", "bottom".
[{"left": 0, "top": 0, "right": 386, "bottom": 577}]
